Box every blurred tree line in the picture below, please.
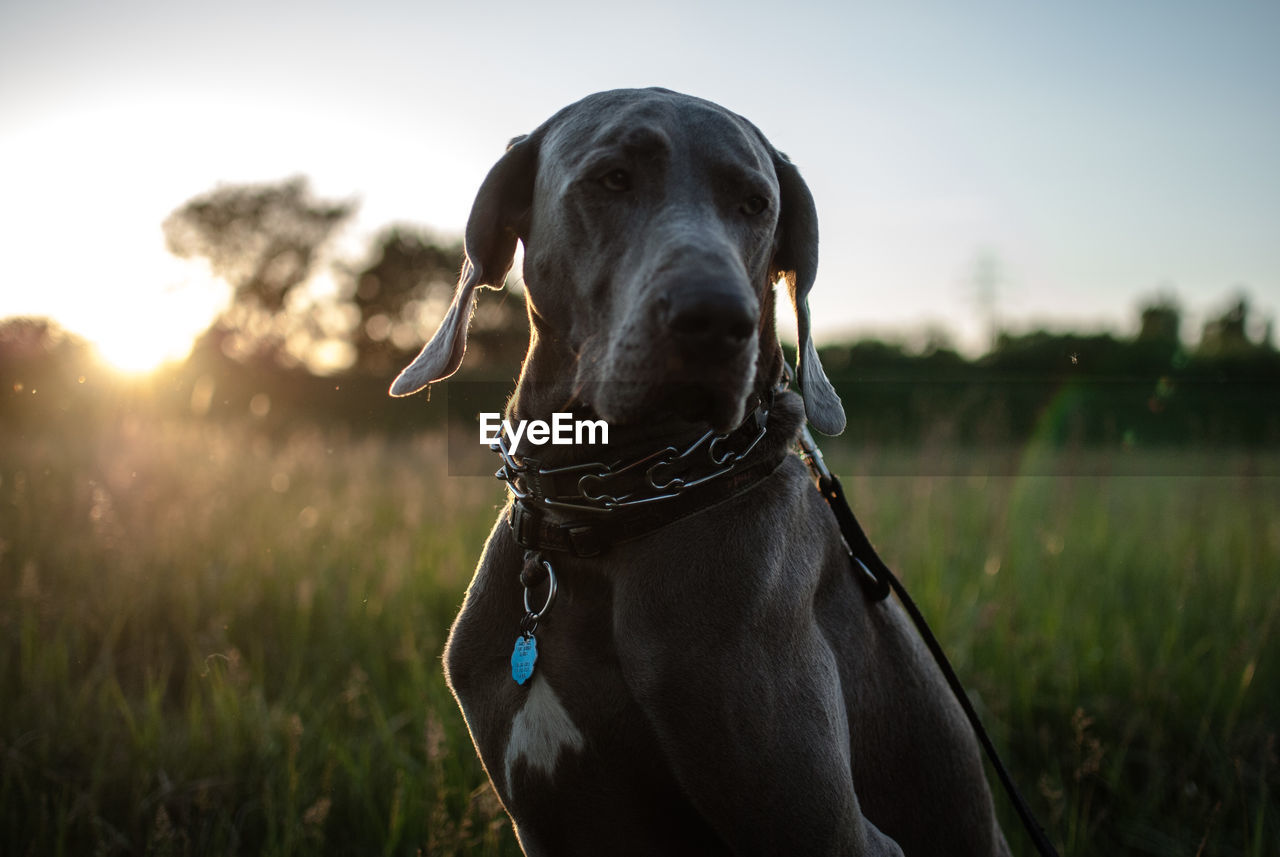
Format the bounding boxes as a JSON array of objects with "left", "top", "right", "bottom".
[
  {"left": 822, "top": 292, "right": 1278, "bottom": 448},
  {"left": 1, "top": 176, "right": 1277, "bottom": 447}
]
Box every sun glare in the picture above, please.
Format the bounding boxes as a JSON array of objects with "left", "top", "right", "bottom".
[
  {"left": 0, "top": 102, "right": 241, "bottom": 377},
  {"left": 72, "top": 263, "right": 231, "bottom": 376},
  {"left": 91, "top": 324, "right": 193, "bottom": 375}
]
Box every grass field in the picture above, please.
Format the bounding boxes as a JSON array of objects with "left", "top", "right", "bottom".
[{"left": 1, "top": 416, "right": 1276, "bottom": 856}]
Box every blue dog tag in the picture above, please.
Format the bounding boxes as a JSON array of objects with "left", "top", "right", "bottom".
[{"left": 511, "top": 635, "right": 538, "bottom": 685}]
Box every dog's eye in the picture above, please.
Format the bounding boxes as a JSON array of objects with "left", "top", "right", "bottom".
[
  {"left": 600, "top": 169, "right": 631, "bottom": 192},
  {"left": 740, "top": 195, "right": 768, "bottom": 216}
]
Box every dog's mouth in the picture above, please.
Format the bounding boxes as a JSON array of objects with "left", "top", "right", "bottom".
[
  {"left": 584, "top": 353, "right": 757, "bottom": 435},
  {"left": 588, "top": 389, "right": 747, "bottom": 437}
]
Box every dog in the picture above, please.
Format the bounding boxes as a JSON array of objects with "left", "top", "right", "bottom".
[{"left": 392, "top": 88, "right": 1011, "bottom": 856}]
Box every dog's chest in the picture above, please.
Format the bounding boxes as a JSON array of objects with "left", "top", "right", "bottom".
[
  {"left": 446, "top": 551, "right": 645, "bottom": 797},
  {"left": 502, "top": 674, "right": 585, "bottom": 787}
]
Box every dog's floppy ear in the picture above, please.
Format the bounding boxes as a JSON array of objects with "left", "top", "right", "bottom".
[
  {"left": 770, "top": 151, "right": 846, "bottom": 435},
  {"left": 389, "top": 134, "right": 537, "bottom": 397}
]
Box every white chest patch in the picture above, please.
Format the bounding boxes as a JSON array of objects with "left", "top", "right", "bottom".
[{"left": 503, "top": 676, "right": 585, "bottom": 788}]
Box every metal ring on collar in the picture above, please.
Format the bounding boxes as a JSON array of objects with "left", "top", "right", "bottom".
[{"left": 522, "top": 560, "right": 558, "bottom": 619}]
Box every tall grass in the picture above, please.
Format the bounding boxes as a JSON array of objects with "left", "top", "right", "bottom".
[
  {"left": 833, "top": 445, "right": 1279, "bottom": 856},
  {"left": 2, "top": 417, "right": 515, "bottom": 855},
  {"left": 1, "top": 417, "right": 1276, "bottom": 855}
]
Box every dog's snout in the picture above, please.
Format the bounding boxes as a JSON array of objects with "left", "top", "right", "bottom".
[{"left": 662, "top": 287, "right": 758, "bottom": 358}]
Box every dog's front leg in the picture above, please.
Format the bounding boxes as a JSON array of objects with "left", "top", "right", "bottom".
[{"left": 617, "top": 610, "right": 903, "bottom": 857}]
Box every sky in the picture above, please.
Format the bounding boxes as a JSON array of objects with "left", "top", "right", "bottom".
[{"left": 2, "top": 0, "right": 1277, "bottom": 371}]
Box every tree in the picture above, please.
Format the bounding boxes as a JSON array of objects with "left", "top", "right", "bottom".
[
  {"left": 1137, "top": 294, "right": 1181, "bottom": 344},
  {"left": 343, "top": 227, "right": 465, "bottom": 376},
  {"left": 165, "top": 177, "right": 528, "bottom": 380},
  {"left": 342, "top": 226, "right": 528, "bottom": 378},
  {"left": 1199, "top": 293, "right": 1264, "bottom": 356},
  {"left": 0, "top": 317, "right": 101, "bottom": 428},
  {"left": 163, "top": 177, "right": 356, "bottom": 368}
]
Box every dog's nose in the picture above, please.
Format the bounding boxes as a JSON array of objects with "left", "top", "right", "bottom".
[{"left": 663, "top": 287, "right": 758, "bottom": 358}]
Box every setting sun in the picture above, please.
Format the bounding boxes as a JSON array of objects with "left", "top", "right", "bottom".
[
  {"left": 73, "top": 262, "right": 229, "bottom": 375},
  {"left": 90, "top": 318, "right": 199, "bottom": 375},
  {"left": 1, "top": 105, "right": 234, "bottom": 376}
]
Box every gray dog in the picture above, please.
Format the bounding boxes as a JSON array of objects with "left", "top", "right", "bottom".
[{"left": 392, "top": 88, "right": 1011, "bottom": 856}]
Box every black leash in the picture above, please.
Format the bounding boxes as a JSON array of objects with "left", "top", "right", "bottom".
[{"left": 797, "top": 424, "right": 1062, "bottom": 857}]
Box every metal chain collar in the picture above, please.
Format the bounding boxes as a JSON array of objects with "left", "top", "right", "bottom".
[{"left": 491, "top": 403, "right": 770, "bottom": 515}]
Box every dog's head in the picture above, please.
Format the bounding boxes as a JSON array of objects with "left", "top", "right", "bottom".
[{"left": 390, "top": 88, "right": 844, "bottom": 435}]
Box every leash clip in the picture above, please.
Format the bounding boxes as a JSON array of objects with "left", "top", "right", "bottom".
[{"left": 796, "top": 423, "right": 834, "bottom": 486}]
